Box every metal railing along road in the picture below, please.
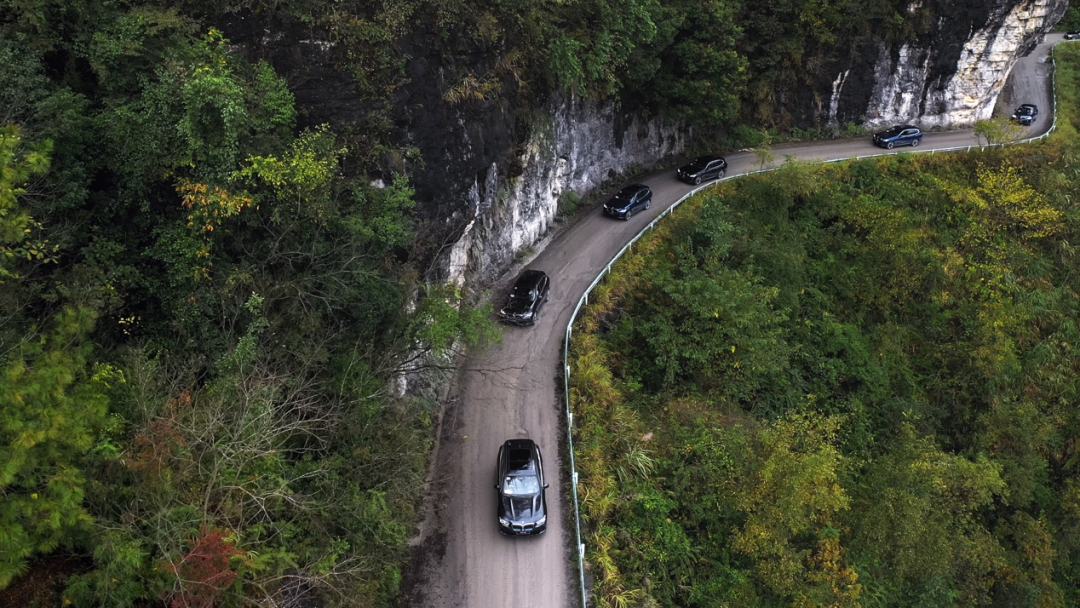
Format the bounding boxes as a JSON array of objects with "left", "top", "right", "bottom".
[{"left": 561, "top": 41, "right": 1061, "bottom": 607}]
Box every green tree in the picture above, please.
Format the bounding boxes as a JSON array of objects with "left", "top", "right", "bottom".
[
  {"left": 621, "top": 252, "right": 789, "bottom": 395},
  {"left": 733, "top": 411, "right": 860, "bottom": 605},
  {"left": 848, "top": 424, "right": 1007, "bottom": 604},
  {"left": 0, "top": 124, "right": 54, "bottom": 282},
  {"left": 0, "top": 306, "right": 119, "bottom": 588},
  {"left": 974, "top": 117, "right": 1025, "bottom": 145}
]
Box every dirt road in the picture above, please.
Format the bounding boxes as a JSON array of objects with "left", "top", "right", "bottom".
[{"left": 400, "top": 33, "right": 1060, "bottom": 608}]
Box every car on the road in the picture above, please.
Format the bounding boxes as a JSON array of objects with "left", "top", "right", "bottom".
[
  {"left": 499, "top": 269, "right": 550, "bottom": 326},
  {"left": 677, "top": 155, "right": 727, "bottom": 185},
  {"left": 1011, "top": 103, "right": 1039, "bottom": 125},
  {"left": 1065, "top": 31, "right": 1080, "bottom": 40},
  {"left": 603, "top": 183, "right": 652, "bottom": 220},
  {"left": 872, "top": 125, "right": 923, "bottom": 149},
  {"left": 496, "top": 439, "right": 548, "bottom": 536}
]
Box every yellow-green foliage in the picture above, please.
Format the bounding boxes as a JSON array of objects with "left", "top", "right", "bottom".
[{"left": 569, "top": 129, "right": 1080, "bottom": 605}]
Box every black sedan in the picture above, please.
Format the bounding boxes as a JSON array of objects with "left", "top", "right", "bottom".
[
  {"left": 1065, "top": 31, "right": 1080, "bottom": 40},
  {"left": 603, "top": 184, "right": 652, "bottom": 220},
  {"left": 499, "top": 269, "right": 550, "bottom": 326},
  {"left": 496, "top": 439, "right": 548, "bottom": 536},
  {"left": 1011, "top": 103, "right": 1038, "bottom": 125},
  {"left": 677, "top": 155, "right": 727, "bottom": 185},
  {"left": 873, "top": 125, "right": 923, "bottom": 149}
]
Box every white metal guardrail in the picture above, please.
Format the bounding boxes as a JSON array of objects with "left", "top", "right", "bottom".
[{"left": 561, "top": 41, "right": 1062, "bottom": 607}]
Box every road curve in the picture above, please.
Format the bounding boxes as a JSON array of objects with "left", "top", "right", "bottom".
[{"left": 401, "top": 33, "right": 1061, "bottom": 608}]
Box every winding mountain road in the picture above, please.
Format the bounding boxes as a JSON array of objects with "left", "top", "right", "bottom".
[{"left": 401, "top": 33, "right": 1061, "bottom": 608}]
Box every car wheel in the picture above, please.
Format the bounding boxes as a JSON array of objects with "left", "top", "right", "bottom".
[
  {"left": 911, "top": 138, "right": 919, "bottom": 147},
  {"left": 717, "top": 169, "right": 726, "bottom": 179},
  {"left": 886, "top": 141, "right": 894, "bottom": 150},
  {"left": 645, "top": 198, "right": 651, "bottom": 210},
  {"left": 625, "top": 209, "right": 632, "bottom": 220},
  {"left": 694, "top": 176, "right": 702, "bottom": 185}
]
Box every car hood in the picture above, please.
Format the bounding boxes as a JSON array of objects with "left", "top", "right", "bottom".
[
  {"left": 605, "top": 196, "right": 632, "bottom": 209},
  {"left": 679, "top": 164, "right": 707, "bottom": 175},
  {"left": 501, "top": 298, "right": 534, "bottom": 315},
  {"left": 500, "top": 494, "right": 544, "bottom": 523}
]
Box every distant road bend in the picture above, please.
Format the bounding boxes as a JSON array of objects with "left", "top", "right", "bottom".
[{"left": 402, "top": 33, "right": 1060, "bottom": 608}]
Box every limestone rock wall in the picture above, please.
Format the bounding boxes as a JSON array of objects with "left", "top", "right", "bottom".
[
  {"left": 445, "top": 97, "right": 690, "bottom": 285},
  {"left": 854, "top": 0, "right": 1066, "bottom": 127}
]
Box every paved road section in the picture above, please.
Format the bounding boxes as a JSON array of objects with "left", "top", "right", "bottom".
[{"left": 401, "top": 33, "right": 1061, "bottom": 608}]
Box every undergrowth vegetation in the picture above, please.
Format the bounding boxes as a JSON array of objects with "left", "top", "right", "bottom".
[{"left": 569, "top": 43, "right": 1080, "bottom": 608}]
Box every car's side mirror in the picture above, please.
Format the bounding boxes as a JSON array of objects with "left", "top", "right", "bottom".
[
  {"left": 543, "top": 483, "right": 550, "bottom": 489},
  {"left": 494, "top": 484, "right": 499, "bottom": 490}
]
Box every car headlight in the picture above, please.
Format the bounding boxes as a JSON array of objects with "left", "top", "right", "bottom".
[
  {"left": 536, "top": 515, "right": 546, "bottom": 526},
  {"left": 500, "top": 518, "right": 511, "bottom": 527}
]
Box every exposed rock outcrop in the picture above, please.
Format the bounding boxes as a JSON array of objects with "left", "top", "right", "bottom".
[
  {"left": 832, "top": 0, "right": 1067, "bottom": 128},
  {"left": 445, "top": 97, "right": 690, "bottom": 285}
]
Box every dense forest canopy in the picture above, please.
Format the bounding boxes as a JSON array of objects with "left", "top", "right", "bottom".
[
  {"left": 568, "top": 43, "right": 1080, "bottom": 608},
  {"left": 1, "top": 0, "right": 1075, "bottom": 606},
  {"left": 0, "top": 0, "right": 501, "bottom": 606}
]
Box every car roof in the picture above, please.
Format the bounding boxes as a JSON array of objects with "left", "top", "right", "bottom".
[
  {"left": 691, "top": 155, "right": 724, "bottom": 164},
  {"left": 503, "top": 439, "right": 538, "bottom": 471},
  {"left": 1018, "top": 104, "right": 1037, "bottom": 109},
  {"left": 616, "top": 183, "right": 649, "bottom": 195}
]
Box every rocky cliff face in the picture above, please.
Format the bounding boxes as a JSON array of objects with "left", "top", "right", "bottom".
[
  {"left": 836, "top": 0, "right": 1066, "bottom": 128},
  {"left": 444, "top": 98, "right": 689, "bottom": 285}
]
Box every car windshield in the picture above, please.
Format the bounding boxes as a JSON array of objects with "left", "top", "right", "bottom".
[
  {"left": 686, "top": 158, "right": 712, "bottom": 171},
  {"left": 510, "top": 285, "right": 535, "bottom": 301},
  {"left": 502, "top": 474, "right": 540, "bottom": 496},
  {"left": 613, "top": 188, "right": 636, "bottom": 200},
  {"left": 1018, "top": 106, "right": 1034, "bottom": 114}
]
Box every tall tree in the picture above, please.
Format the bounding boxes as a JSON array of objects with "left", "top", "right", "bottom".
[{"left": 0, "top": 306, "right": 117, "bottom": 588}]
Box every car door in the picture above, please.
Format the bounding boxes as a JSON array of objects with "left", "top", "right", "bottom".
[
  {"left": 535, "top": 445, "right": 546, "bottom": 489},
  {"left": 902, "top": 129, "right": 917, "bottom": 144},
  {"left": 536, "top": 275, "right": 549, "bottom": 308},
  {"left": 496, "top": 444, "right": 505, "bottom": 491},
  {"left": 634, "top": 189, "right": 649, "bottom": 212}
]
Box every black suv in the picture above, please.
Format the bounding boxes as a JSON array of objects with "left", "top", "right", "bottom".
[
  {"left": 677, "top": 155, "right": 727, "bottom": 185},
  {"left": 496, "top": 439, "right": 548, "bottom": 536},
  {"left": 499, "top": 270, "right": 550, "bottom": 326},
  {"left": 873, "top": 125, "right": 923, "bottom": 149},
  {"left": 1011, "top": 104, "right": 1038, "bottom": 125},
  {"left": 603, "top": 184, "right": 652, "bottom": 220}
]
